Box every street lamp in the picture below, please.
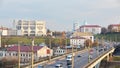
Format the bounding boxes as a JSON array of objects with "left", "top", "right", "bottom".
[
  {"left": 0, "top": 26, "right": 3, "bottom": 47},
  {"left": 31, "top": 38, "right": 34, "bottom": 68}
]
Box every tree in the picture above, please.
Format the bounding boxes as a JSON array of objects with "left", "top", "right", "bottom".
[
  {"left": 101, "top": 27, "right": 108, "bottom": 34},
  {"left": 92, "top": 40, "right": 99, "bottom": 47},
  {"left": 84, "top": 39, "right": 92, "bottom": 48}
]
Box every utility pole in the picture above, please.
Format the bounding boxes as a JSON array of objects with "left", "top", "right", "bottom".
[
  {"left": 31, "top": 39, "right": 34, "bottom": 68},
  {"left": 72, "top": 44, "right": 74, "bottom": 68},
  {"left": 18, "top": 42, "right": 20, "bottom": 68},
  {"left": 49, "top": 38, "right": 51, "bottom": 62},
  {"left": 66, "top": 38, "right": 67, "bottom": 55}
]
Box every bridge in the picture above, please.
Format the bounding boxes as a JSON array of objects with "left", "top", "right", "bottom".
[
  {"left": 84, "top": 48, "right": 115, "bottom": 68},
  {"left": 24, "top": 45, "right": 115, "bottom": 68}
]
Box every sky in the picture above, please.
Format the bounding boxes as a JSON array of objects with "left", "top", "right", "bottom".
[{"left": 0, "top": 0, "right": 120, "bottom": 31}]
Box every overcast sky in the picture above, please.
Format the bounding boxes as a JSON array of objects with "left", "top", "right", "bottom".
[{"left": 0, "top": 0, "right": 120, "bottom": 31}]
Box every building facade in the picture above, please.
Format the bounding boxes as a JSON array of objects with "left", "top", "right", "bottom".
[
  {"left": 15, "top": 20, "right": 47, "bottom": 36},
  {"left": 70, "top": 32, "right": 94, "bottom": 47},
  {"left": 80, "top": 25, "right": 101, "bottom": 34},
  {"left": 0, "top": 45, "right": 53, "bottom": 63},
  {"left": 108, "top": 24, "right": 120, "bottom": 32},
  {"left": 54, "top": 47, "right": 66, "bottom": 56}
]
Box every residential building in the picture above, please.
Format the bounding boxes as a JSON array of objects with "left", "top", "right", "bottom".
[
  {"left": 0, "top": 26, "right": 17, "bottom": 36},
  {"left": 15, "top": 20, "right": 47, "bottom": 36},
  {"left": 70, "top": 32, "right": 94, "bottom": 47},
  {"left": 70, "top": 36, "right": 86, "bottom": 47},
  {"left": 54, "top": 47, "right": 66, "bottom": 56},
  {"left": 0, "top": 45, "right": 53, "bottom": 63},
  {"left": 108, "top": 24, "right": 120, "bottom": 32},
  {"left": 80, "top": 25, "right": 101, "bottom": 34}
]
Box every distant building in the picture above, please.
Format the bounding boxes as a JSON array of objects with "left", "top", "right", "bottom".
[
  {"left": 70, "top": 32, "right": 94, "bottom": 47},
  {"left": 108, "top": 24, "right": 120, "bottom": 32},
  {"left": 80, "top": 25, "right": 101, "bottom": 34},
  {"left": 54, "top": 47, "right": 66, "bottom": 56},
  {"left": 70, "top": 36, "right": 86, "bottom": 47},
  {"left": 73, "top": 23, "right": 79, "bottom": 32},
  {"left": 15, "top": 20, "right": 47, "bottom": 36},
  {"left": 0, "top": 45, "right": 53, "bottom": 63},
  {"left": 0, "top": 26, "right": 17, "bottom": 36}
]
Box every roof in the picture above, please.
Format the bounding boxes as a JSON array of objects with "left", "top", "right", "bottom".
[
  {"left": 80, "top": 25, "right": 101, "bottom": 28},
  {"left": 72, "top": 32, "right": 93, "bottom": 36},
  {"left": 109, "top": 24, "right": 120, "bottom": 27},
  {"left": 7, "top": 45, "right": 44, "bottom": 52},
  {"left": 71, "top": 36, "right": 86, "bottom": 39}
]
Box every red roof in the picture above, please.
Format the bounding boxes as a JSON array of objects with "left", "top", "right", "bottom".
[
  {"left": 109, "top": 24, "right": 120, "bottom": 26},
  {"left": 80, "top": 25, "right": 101, "bottom": 28},
  {"left": 7, "top": 46, "right": 43, "bottom": 52}
]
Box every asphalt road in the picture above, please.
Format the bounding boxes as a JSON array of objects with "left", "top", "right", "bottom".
[{"left": 35, "top": 45, "right": 111, "bottom": 68}]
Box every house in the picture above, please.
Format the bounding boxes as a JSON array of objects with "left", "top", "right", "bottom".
[
  {"left": 70, "top": 36, "right": 86, "bottom": 47},
  {"left": 70, "top": 32, "right": 94, "bottom": 47},
  {"left": 0, "top": 45, "right": 53, "bottom": 63},
  {"left": 80, "top": 25, "right": 101, "bottom": 34},
  {"left": 108, "top": 24, "right": 120, "bottom": 32},
  {"left": 54, "top": 47, "right": 66, "bottom": 56}
]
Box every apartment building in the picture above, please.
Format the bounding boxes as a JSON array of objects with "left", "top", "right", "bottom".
[{"left": 15, "top": 20, "right": 47, "bottom": 36}]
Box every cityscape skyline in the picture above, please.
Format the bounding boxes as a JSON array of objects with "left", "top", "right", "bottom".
[{"left": 0, "top": 0, "right": 120, "bottom": 31}]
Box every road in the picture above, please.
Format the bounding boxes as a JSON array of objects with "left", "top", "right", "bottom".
[{"left": 35, "top": 45, "right": 112, "bottom": 68}]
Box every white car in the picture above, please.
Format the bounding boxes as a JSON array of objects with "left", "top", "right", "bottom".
[{"left": 55, "top": 63, "right": 63, "bottom": 68}]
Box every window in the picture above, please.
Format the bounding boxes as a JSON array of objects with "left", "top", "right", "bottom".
[
  {"left": 0, "top": 53, "right": 3, "bottom": 56},
  {"left": 9, "top": 53, "right": 11, "bottom": 56},
  {"left": 85, "top": 28, "right": 88, "bottom": 32}
]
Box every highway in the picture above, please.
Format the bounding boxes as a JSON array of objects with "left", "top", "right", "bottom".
[{"left": 35, "top": 45, "right": 112, "bottom": 68}]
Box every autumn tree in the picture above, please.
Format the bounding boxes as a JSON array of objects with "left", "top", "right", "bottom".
[{"left": 84, "top": 39, "right": 92, "bottom": 48}]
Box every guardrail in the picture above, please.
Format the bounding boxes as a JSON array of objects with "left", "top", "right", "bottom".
[
  {"left": 24, "top": 48, "right": 87, "bottom": 68},
  {"left": 83, "top": 48, "right": 115, "bottom": 68}
]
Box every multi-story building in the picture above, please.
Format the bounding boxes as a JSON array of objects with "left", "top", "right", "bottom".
[
  {"left": 70, "top": 32, "right": 94, "bottom": 47},
  {"left": 108, "top": 24, "right": 120, "bottom": 32},
  {"left": 80, "top": 25, "right": 101, "bottom": 34},
  {"left": 15, "top": 20, "right": 47, "bottom": 36}
]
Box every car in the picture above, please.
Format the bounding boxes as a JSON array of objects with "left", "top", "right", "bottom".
[
  {"left": 38, "top": 65, "right": 44, "bottom": 68},
  {"left": 77, "top": 55, "right": 81, "bottom": 57},
  {"left": 55, "top": 63, "right": 63, "bottom": 68}
]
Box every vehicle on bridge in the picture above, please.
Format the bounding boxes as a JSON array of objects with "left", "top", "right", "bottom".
[
  {"left": 55, "top": 63, "right": 63, "bottom": 68},
  {"left": 66, "top": 54, "right": 72, "bottom": 65}
]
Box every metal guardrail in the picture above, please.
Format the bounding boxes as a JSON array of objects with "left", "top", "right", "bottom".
[
  {"left": 83, "top": 48, "right": 115, "bottom": 68},
  {"left": 24, "top": 48, "right": 87, "bottom": 68}
]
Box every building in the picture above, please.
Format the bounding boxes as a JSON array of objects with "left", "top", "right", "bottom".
[
  {"left": 0, "top": 26, "right": 17, "bottom": 36},
  {"left": 108, "top": 24, "right": 120, "bottom": 32},
  {"left": 54, "top": 47, "right": 66, "bottom": 56},
  {"left": 70, "top": 32, "right": 94, "bottom": 47},
  {"left": 70, "top": 36, "right": 86, "bottom": 47},
  {"left": 80, "top": 25, "right": 101, "bottom": 34},
  {"left": 15, "top": 20, "right": 47, "bottom": 36},
  {"left": 0, "top": 45, "right": 53, "bottom": 63},
  {"left": 73, "top": 23, "right": 79, "bottom": 32}
]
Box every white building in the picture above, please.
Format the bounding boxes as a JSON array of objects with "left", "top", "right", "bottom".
[
  {"left": 80, "top": 25, "right": 101, "bottom": 34},
  {"left": 0, "top": 27, "right": 17, "bottom": 36},
  {"left": 0, "top": 45, "right": 53, "bottom": 63},
  {"left": 54, "top": 47, "right": 66, "bottom": 56},
  {"left": 15, "top": 20, "right": 47, "bottom": 36},
  {"left": 70, "top": 32, "right": 94, "bottom": 47},
  {"left": 108, "top": 24, "right": 120, "bottom": 32},
  {"left": 70, "top": 36, "right": 86, "bottom": 47}
]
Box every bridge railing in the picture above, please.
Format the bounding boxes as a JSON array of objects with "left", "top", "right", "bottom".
[{"left": 83, "top": 47, "right": 115, "bottom": 68}]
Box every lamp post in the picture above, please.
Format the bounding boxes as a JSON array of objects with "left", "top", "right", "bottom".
[
  {"left": 49, "top": 37, "right": 51, "bottom": 62},
  {"left": 31, "top": 39, "right": 34, "bottom": 68},
  {"left": 0, "top": 26, "right": 3, "bottom": 47},
  {"left": 72, "top": 44, "right": 74, "bottom": 68},
  {"left": 18, "top": 41, "right": 21, "bottom": 68}
]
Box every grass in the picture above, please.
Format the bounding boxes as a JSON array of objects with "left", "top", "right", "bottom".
[{"left": 113, "top": 56, "right": 120, "bottom": 61}]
